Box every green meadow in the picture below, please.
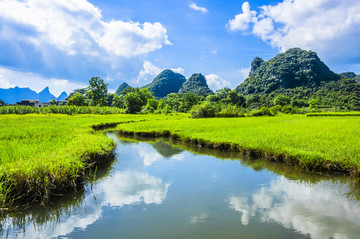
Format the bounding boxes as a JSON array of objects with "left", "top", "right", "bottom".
[
  {"left": 1, "top": 113, "right": 360, "bottom": 207},
  {"left": 116, "top": 114, "right": 360, "bottom": 174},
  {"left": 0, "top": 114, "right": 155, "bottom": 207}
]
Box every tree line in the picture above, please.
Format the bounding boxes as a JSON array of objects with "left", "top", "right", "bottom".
[{"left": 62, "top": 76, "right": 359, "bottom": 118}]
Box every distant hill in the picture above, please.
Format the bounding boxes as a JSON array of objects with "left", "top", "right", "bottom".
[
  {"left": 115, "top": 82, "right": 130, "bottom": 95},
  {"left": 56, "top": 91, "right": 68, "bottom": 101},
  {"left": 340, "top": 72, "right": 360, "bottom": 83},
  {"left": 236, "top": 48, "right": 340, "bottom": 95},
  {"left": 37, "top": 87, "right": 56, "bottom": 102},
  {"left": 179, "top": 73, "right": 213, "bottom": 95},
  {"left": 0, "top": 86, "right": 64, "bottom": 104},
  {"left": 142, "top": 69, "right": 186, "bottom": 98}
]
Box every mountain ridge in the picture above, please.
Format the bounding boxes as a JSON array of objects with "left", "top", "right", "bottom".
[{"left": 0, "top": 86, "right": 68, "bottom": 104}]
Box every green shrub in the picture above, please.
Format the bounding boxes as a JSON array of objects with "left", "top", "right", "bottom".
[
  {"left": 250, "top": 107, "right": 275, "bottom": 117},
  {"left": 270, "top": 105, "right": 281, "bottom": 114},
  {"left": 190, "top": 102, "right": 217, "bottom": 118},
  {"left": 281, "top": 105, "right": 293, "bottom": 114},
  {"left": 216, "top": 104, "right": 244, "bottom": 117}
]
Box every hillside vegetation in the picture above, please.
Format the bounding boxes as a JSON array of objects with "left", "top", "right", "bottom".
[
  {"left": 179, "top": 73, "right": 213, "bottom": 95},
  {"left": 142, "top": 69, "right": 186, "bottom": 98},
  {"left": 236, "top": 48, "right": 340, "bottom": 95}
]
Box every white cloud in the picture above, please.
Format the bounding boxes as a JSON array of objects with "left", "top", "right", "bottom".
[
  {"left": 226, "top": 2, "right": 257, "bottom": 31},
  {"left": 0, "top": 73, "right": 14, "bottom": 88},
  {"left": 227, "top": 0, "right": 360, "bottom": 59},
  {"left": 211, "top": 50, "right": 218, "bottom": 55},
  {"left": 190, "top": 214, "right": 208, "bottom": 224},
  {"left": 137, "top": 61, "right": 162, "bottom": 83},
  {"left": 137, "top": 61, "right": 185, "bottom": 83},
  {"left": 0, "top": 0, "right": 170, "bottom": 58},
  {"left": 228, "top": 178, "right": 360, "bottom": 238},
  {"left": 99, "top": 171, "right": 170, "bottom": 206},
  {"left": 189, "top": 2, "right": 208, "bottom": 13},
  {"left": 205, "top": 74, "right": 231, "bottom": 91},
  {"left": 237, "top": 67, "right": 251, "bottom": 83},
  {"left": 0, "top": 67, "right": 86, "bottom": 96},
  {"left": 171, "top": 67, "right": 185, "bottom": 75},
  {"left": 138, "top": 144, "right": 184, "bottom": 167}
]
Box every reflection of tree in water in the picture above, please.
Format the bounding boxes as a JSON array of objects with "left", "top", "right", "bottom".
[
  {"left": 152, "top": 140, "right": 183, "bottom": 158},
  {"left": 0, "top": 156, "right": 116, "bottom": 238}
]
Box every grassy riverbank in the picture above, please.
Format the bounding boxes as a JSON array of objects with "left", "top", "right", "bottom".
[
  {"left": 0, "top": 114, "right": 158, "bottom": 207},
  {"left": 116, "top": 114, "right": 360, "bottom": 175},
  {"left": 1, "top": 113, "right": 360, "bottom": 207}
]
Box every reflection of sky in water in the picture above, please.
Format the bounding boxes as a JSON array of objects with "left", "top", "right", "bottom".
[
  {"left": 2, "top": 140, "right": 172, "bottom": 238},
  {"left": 4, "top": 171, "right": 170, "bottom": 239},
  {"left": 228, "top": 177, "right": 360, "bottom": 239},
  {"left": 3, "top": 136, "right": 360, "bottom": 239}
]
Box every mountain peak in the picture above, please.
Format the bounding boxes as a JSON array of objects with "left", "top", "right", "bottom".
[
  {"left": 179, "top": 73, "right": 213, "bottom": 95},
  {"left": 57, "top": 91, "right": 68, "bottom": 101},
  {"left": 116, "top": 82, "right": 130, "bottom": 95},
  {"left": 142, "top": 69, "right": 186, "bottom": 98},
  {"left": 236, "top": 48, "right": 340, "bottom": 95}
]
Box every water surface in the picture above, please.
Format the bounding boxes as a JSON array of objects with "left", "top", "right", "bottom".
[{"left": 1, "top": 133, "right": 360, "bottom": 239}]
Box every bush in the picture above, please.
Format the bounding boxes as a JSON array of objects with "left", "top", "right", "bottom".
[
  {"left": 281, "top": 105, "right": 293, "bottom": 114},
  {"left": 215, "top": 104, "right": 244, "bottom": 117},
  {"left": 270, "top": 105, "right": 281, "bottom": 114},
  {"left": 250, "top": 107, "right": 275, "bottom": 117},
  {"left": 190, "top": 102, "right": 217, "bottom": 118}
]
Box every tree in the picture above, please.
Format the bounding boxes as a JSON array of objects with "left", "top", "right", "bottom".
[
  {"left": 125, "top": 92, "right": 142, "bottom": 113},
  {"left": 308, "top": 99, "right": 319, "bottom": 109},
  {"left": 67, "top": 88, "right": 87, "bottom": 100},
  {"left": 49, "top": 98, "right": 57, "bottom": 105},
  {"left": 273, "top": 94, "right": 291, "bottom": 106},
  {"left": 0, "top": 99, "right": 5, "bottom": 106},
  {"left": 112, "top": 94, "right": 126, "bottom": 108},
  {"left": 66, "top": 93, "right": 88, "bottom": 106},
  {"left": 86, "top": 77, "right": 108, "bottom": 106}
]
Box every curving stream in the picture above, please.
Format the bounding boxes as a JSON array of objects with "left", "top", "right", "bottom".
[{"left": 1, "top": 133, "right": 360, "bottom": 238}]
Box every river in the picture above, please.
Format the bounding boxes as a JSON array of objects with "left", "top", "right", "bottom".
[{"left": 1, "top": 133, "right": 360, "bottom": 238}]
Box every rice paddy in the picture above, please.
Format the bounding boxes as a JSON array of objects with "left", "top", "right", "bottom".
[{"left": 1, "top": 113, "right": 360, "bottom": 207}]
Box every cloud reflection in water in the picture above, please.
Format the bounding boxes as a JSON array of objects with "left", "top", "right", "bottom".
[{"left": 228, "top": 177, "right": 360, "bottom": 239}]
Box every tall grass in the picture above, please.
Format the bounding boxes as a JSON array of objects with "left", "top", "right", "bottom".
[
  {"left": 115, "top": 114, "right": 360, "bottom": 175},
  {"left": 0, "top": 106, "right": 124, "bottom": 115},
  {"left": 0, "top": 114, "right": 158, "bottom": 207}
]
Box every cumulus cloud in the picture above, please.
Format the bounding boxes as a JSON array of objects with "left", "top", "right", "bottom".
[
  {"left": 137, "top": 61, "right": 185, "bottom": 83},
  {"left": 189, "top": 2, "right": 208, "bottom": 13},
  {"left": 0, "top": 0, "right": 170, "bottom": 58},
  {"left": 226, "top": 2, "right": 257, "bottom": 31},
  {"left": 171, "top": 67, "right": 185, "bottom": 75},
  {"left": 0, "top": 67, "right": 86, "bottom": 96},
  {"left": 237, "top": 67, "right": 251, "bottom": 83},
  {"left": 137, "top": 61, "right": 162, "bottom": 83},
  {"left": 228, "top": 177, "right": 360, "bottom": 238},
  {"left": 0, "top": 73, "right": 14, "bottom": 89},
  {"left": 0, "top": 0, "right": 171, "bottom": 89},
  {"left": 227, "top": 0, "right": 360, "bottom": 60},
  {"left": 205, "top": 74, "right": 231, "bottom": 91}
]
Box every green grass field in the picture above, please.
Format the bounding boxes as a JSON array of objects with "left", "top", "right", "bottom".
[
  {"left": 116, "top": 114, "right": 360, "bottom": 174},
  {"left": 1, "top": 113, "right": 360, "bottom": 207},
  {"left": 0, "top": 114, "right": 159, "bottom": 207}
]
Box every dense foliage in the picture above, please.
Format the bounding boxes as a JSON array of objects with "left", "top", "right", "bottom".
[
  {"left": 0, "top": 106, "right": 123, "bottom": 115},
  {"left": 67, "top": 93, "right": 88, "bottom": 106},
  {"left": 86, "top": 77, "right": 108, "bottom": 106},
  {"left": 142, "top": 69, "right": 186, "bottom": 98},
  {"left": 179, "top": 73, "right": 213, "bottom": 95},
  {"left": 115, "top": 82, "right": 130, "bottom": 95},
  {"left": 236, "top": 48, "right": 340, "bottom": 95}
]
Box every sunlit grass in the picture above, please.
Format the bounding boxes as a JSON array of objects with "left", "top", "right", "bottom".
[
  {"left": 0, "top": 114, "right": 159, "bottom": 206},
  {"left": 1, "top": 113, "right": 359, "bottom": 207},
  {"left": 116, "top": 114, "right": 360, "bottom": 173}
]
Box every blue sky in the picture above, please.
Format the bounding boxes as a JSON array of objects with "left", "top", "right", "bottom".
[{"left": 0, "top": 0, "right": 359, "bottom": 96}]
